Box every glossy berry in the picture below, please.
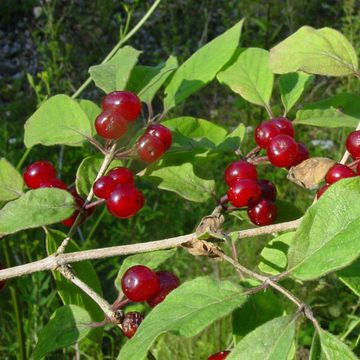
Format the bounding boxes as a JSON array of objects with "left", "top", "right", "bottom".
[
  {"left": 325, "top": 164, "right": 356, "bottom": 184},
  {"left": 317, "top": 184, "right": 330, "bottom": 199},
  {"left": 137, "top": 133, "right": 166, "bottom": 163},
  {"left": 247, "top": 198, "right": 277, "bottom": 226},
  {"left": 39, "top": 178, "right": 67, "bottom": 190},
  {"left": 107, "top": 167, "right": 134, "bottom": 185},
  {"left": 272, "top": 117, "right": 295, "bottom": 138},
  {"left": 147, "top": 271, "right": 180, "bottom": 307},
  {"left": 224, "top": 160, "right": 258, "bottom": 186},
  {"left": 292, "top": 143, "right": 309, "bottom": 166},
  {"left": 102, "top": 91, "right": 141, "bottom": 122},
  {"left": 254, "top": 121, "right": 281, "bottom": 148},
  {"left": 121, "top": 265, "right": 160, "bottom": 302},
  {"left": 0, "top": 263, "right": 6, "bottom": 291},
  {"left": 23, "top": 161, "right": 56, "bottom": 189},
  {"left": 121, "top": 312, "right": 144, "bottom": 338},
  {"left": 227, "top": 179, "right": 261, "bottom": 208},
  {"left": 208, "top": 351, "right": 230, "bottom": 360},
  {"left": 146, "top": 124, "right": 173, "bottom": 150},
  {"left": 257, "top": 179, "right": 277, "bottom": 201},
  {"left": 93, "top": 176, "right": 116, "bottom": 199},
  {"left": 267, "top": 135, "right": 299, "bottom": 168},
  {"left": 346, "top": 130, "right": 360, "bottom": 159},
  {"left": 95, "top": 109, "right": 127, "bottom": 139},
  {"left": 106, "top": 184, "right": 144, "bottom": 219},
  {"left": 357, "top": 161, "right": 360, "bottom": 175}
]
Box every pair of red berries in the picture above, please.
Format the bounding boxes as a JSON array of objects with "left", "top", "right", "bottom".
[
  {"left": 255, "top": 117, "right": 309, "bottom": 168},
  {"left": 208, "top": 351, "right": 230, "bottom": 360},
  {"left": 224, "top": 161, "right": 277, "bottom": 226},
  {"left": 93, "top": 167, "right": 144, "bottom": 219}
]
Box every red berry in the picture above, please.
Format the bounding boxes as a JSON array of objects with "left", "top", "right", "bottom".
[
  {"left": 227, "top": 179, "right": 261, "bottom": 208},
  {"left": 0, "top": 263, "right": 6, "bottom": 291},
  {"left": 106, "top": 184, "right": 144, "bottom": 219},
  {"left": 257, "top": 179, "right": 277, "bottom": 201},
  {"left": 39, "top": 178, "right": 67, "bottom": 190},
  {"left": 255, "top": 121, "right": 281, "bottom": 148},
  {"left": 247, "top": 198, "right": 277, "bottom": 226},
  {"left": 325, "top": 164, "right": 356, "bottom": 184},
  {"left": 292, "top": 143, "right": 309, "bottom": 166},
  {"left": 357, "top": 161, "right": 360, "bottom": 174},
  {"left": 224, "top": 160, "right": 258, "bottom": 186},
  {"left": 107, "top": 167, "right": 134, "bottom": 185},
  {"left": 317, "top": 184, "right": 330, "bottom": 199},
  {"left": 147, "top": 271, "right": 180, "bottom": 307},
  {"left": 102, "top": 91, "right": 141, "bottom": 122},
  {"left": 121, "top": 265, "right": 160, "bottom": 302},
  {"left": 23, "top": 161, "right": 56, "bottom": 189},
  {"left": 208, "top": 351, "right": 230, "bottom": 360},
  {"left": 136, "top": 133, "right": 166, "bottom": 163},
  {"left": 146, "top": 124, "right": 172, "bottom": 150},
  {"left": 121, "top": 312, "right": 144, "bottom": 338},
  {"left": 62, "top": 190, "right": 85, "bottom": 227},
  {"left": 267, "top": 135, "right": 299, "bottom": 168},
  {"left": 346, "top": 130, "right": 360, "bottom": 159},
  {"left": 95, "top": 109, "right": 127, "bottom": 139},
  {"left": 93, "top": 176, "right": 116, "bottom": 199},
  {"left": 271, "top": 117, "right": 295, "bottom": 137}
]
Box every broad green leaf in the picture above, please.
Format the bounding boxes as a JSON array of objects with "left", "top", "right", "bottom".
[
  {"left": 288, "top": 178, "right": 360, "bottom": 280},
  {"left": 164, "top": 19, "right": 244, "bottom": 112},
  {"left": 32, "top": 305, "right": 92, "bottom": 360},
  {"left": 78, "top": 99, "right": 101, "bottom": 136},
  {"left": 337, "top": 258, "right": 360, "bottom": 296},
  {"left": 144, "top": 163, "right": 215, "bottom": 203},
  {"left": 118, "top": 276, "right": 246, "bottom": 360},
  {"left": 227, "top": 316, "right": 296, "bottom": 360},
  {"left": 295, "top": 94, "right": 360, "bottom": 128},
  {"left": 309, "top": 333, "right": 322, "bottom": 360},
  {"left": 217, "top": 48, "right": 273, "bottom": 108},
  {"left": 0, "top": 158, "right": 24, "bottom": 201},
  {"left": 0, "top": 188, "right": 75, "bottom": 235},
  {"left": 214, "top": 123, "right": 246, "bottom": 153},
  {"left": 89, "top": 46, "right": 141, "bottom": 93},
  {"left": 24, "top": 95, "right": 92, "bottom": 148},
  {"left": 114, "top": 249, "right": 177, "bottom": 290},
  {"left": 258, "top": 232, "right": 295, "bottom": 275},
  {"left": 46, "top": 229, "right": 103, "bottom": 342},
  {"left": 279, "top": 72, "right": 314, "bottom": 114},
  {"left": 269, "top": 26, "right": 358, "bottom": 76}
]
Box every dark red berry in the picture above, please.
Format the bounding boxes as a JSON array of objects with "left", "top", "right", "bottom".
[
  {"left": 208, "top": 351, "right": 230, "bottom": 360},
  {"left": 227, "top": 179, "right": 261, "bottom": 208},
  {"left": 292, "top": 143, "right": 309, "bottom": 166},
  {"left": 271, "top": 117, "right": 295, "bottom": 137},
  {"left": 357, "top": 161, "right": 360, "bottom": 174},
  {"left": 62, "top": 190, "right": 85, "bottom": 227},
  {"left": 267, "top": 135, "right": 299, "bottom": 168},
  {"left": 255, "top": 121, "right": 281, "bottom": 149},
  {"left": 136, "top": 133, "right": 166, "bottom": 163},
  {"left": 146, "top": 124, "right": 173, "bottom": 150},
  {"left": 325, "top": 164, "right": 356, "bottom": 184},
  {"left": 39, "top": 178, "right": 67, "bottom": 190},
  {"left": 147, "top": 271, "right": 180, "bottom": 307},
  {"left": 95, "top": 109, "right": 127, "bottom": 139},
  {"left": 247, "top": 198, "right": 277, "bottom": 226},
  {"left": 102, "top": 91, "right": 141, "bottom": 122},
  {"left": 121, "top": 265, "right": 160, "bottom": 302},
  {"left": 23, "top": 161, "right": 56, "bottom": 189},
  {"left": 257, "top": 179, "right": 277, "bottom": 201},
  {"left": 106, "top": 184, "right": 144, "bottom": 219},
  {"left": 346, "top": 130, "right": 360, "bottom": 159},
  {"left": 0, "top": 263, "right": 6, "bottom": 291},
  {"left": 107, "top": 167, "right": 134, "bottom": 185},
  {"left": 317, "top": 184, "right": 330, "bottom": 199},
  {"left": 93, "top": 176, "right": 116, "bottom": 199},
  {"left": 121, "top": 312, "right": 144, "bottom": 338},
  {"left": 224, "top": 161, "right": 258, "bottom": 186}
]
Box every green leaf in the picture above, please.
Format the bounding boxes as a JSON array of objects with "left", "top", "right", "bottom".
[
  {"left": 89, "top": 46, "right": 141, "bottom": 93},
  {"left": 0, "top": 188, "right": 75, "bottom": 236},
  {"left": 217, "top": 48, "right": 273, "bottom": 108},
  {"left": 269, "top": 26, "right": 358, "bottom": 76},
  {"left": 118, "top": 276, "right": 246, "bottom": 360},
  {"left": 46, "top": 229, "right": 103, "bottom": 342},
  {"left": 0, "top": 158, "right": 24, "bottom": 201},
  {"left": 78, "top": 99, "right": 101, "bottom": 136},
  {"left": 24, "top": 95, "right": 92, "bottom": 148},
  {"left": 144, "top": 163, "right": 215, "bottom": 203},
  {"left": 258, "top": 232, "right": 295, "bottom": 275},
  {"left": 287, "top": 178, "right": 360, "bottom": 280},
  {"left": 295, "top": 94, "right": 360, "bottom": 128},
  {"left": 337, "top": 258, "right": 360, "bottom": 296},
  {"left": 279, "top": 72, "right": 314, "bottom": 114},
  {"left": 214, "top": 123, "right": 246, "bottom": 153},
  {"left": 227, "top": 316, "right": 296, "bottom": 360},
  {"left": 164, "top": 19, "right": 244, "bottom": 112},
  {"left": 114, "top": 249, "right": 177, "bottom": 291},
  {"left": 32, "top": 305, "right": 92, "bottom": 360}
]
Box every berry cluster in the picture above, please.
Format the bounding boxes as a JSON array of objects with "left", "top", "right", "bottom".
[
  {"left": 224, "top": 161, "right": 277, "bottom": 226},
  {"left": 208, "top": 351, "right": 230, "bottom": 360}
]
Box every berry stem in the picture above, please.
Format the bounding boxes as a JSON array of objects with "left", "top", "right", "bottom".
[
  {"left": 245, "top": 146, "right": 261, "bottom": 160},
  {"left": 85, "top": 199, "right": 106, "bottom": 210},
  {"left": 247, "top": 156, "right": 269, "bottom": 165}
]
